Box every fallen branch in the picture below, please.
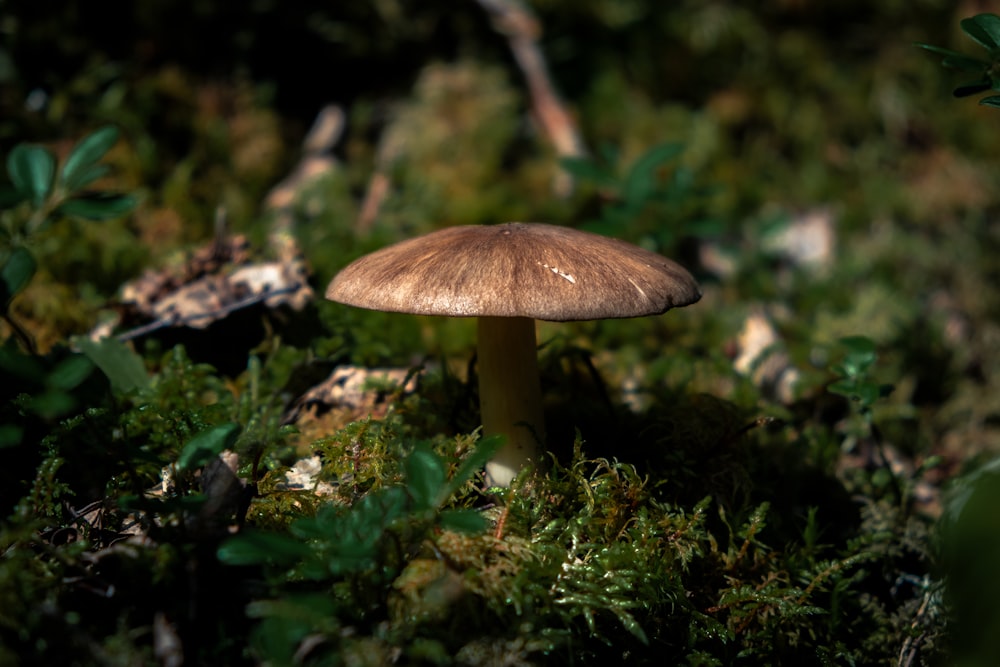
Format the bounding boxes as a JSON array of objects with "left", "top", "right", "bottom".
[{"left": 475, "top": 0, "right": 586, "bottom": 195}]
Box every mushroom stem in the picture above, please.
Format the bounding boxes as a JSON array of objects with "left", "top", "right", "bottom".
[{"left": 477, "top": 316, "right": 545, "bottom": 487}]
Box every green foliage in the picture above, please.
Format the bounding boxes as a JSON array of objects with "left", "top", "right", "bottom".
[
  {"left": 828, "top": 336, "right": 895, "bottom": 416},
  {"left": 177, "top": 422, "right": 241, "bottom": 471},
  {"left": 917, "top": 13, "right": 1000, "bottom": 106},
  {"left": 0, "top": 246, "right": 36, "bottom": 309},
  {"left": 74, "top": 335, "right": 150, "bottom": 394},
  {"left": 217, "top": 434, "right": 502, "bottom": 663},
  {"left": 1, "top": 125, "right": 138, "bottom": 350},
  {"left": 940, "top": 457, "right": 1000, "bottom": 666},
  {"left": 1, "top": 125, "right": 136, "bottom": 242},
  {"left": 563, "top": 142, "right": 718, "bottom": 252},
  {"left": 6, "top": 143, "right": 55, "bottom": 207}
]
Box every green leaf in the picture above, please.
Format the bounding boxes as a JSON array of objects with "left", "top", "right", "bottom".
[
  {"left": 217, "top": 530, "right": 311, "bottom": 566},
  {"left": 405, "top": 445, "right": 447, "bottom": 511},
  {"left": 56, "top": 192, "right": 137, "bottom": 220},
  {"left": 827, "top": 379, "right": 855, "bottom": 399},
  {"left": 980, "top": 95, "right": 1000, "bottom": 108},
  {"left": 942, "top": 54, "right": 991, "bottom": 74},
  {"left": 60, "top": 163, "right": 110, "bottom": 192},
  {"left": 247, "top": 595, "right": 338, "bottom": 663},
  {"left": 559, "top": 156, "right": 618, "bottom": 190},
  {"left": 177, "top": 422, "right": 240, "bottom": 471},
  {"left": 961, "top": 14, "right": 1000, "bottom": 53},
  {"left": 7, "top": 144, "right": 55, "bottom": 206},
  {"left": 914, "top": 43, "right": 989, "bottom": 71},
  {"left": 837, "top": 336, "right": 877, "bottom": 376},
  {"left": 854, "top": 382, "right": 882, "bottom": 407},
  {"left": 1, "top": 247, "right": 37, "bottom": 309},
  {"left": 622, "top": 142, "right": 684, "bottom": 206},
  {"left": 60, "top": 126, "right": 120, "bottom": 191},
  {"left": 74, "top": 336, "right": 150, "bottom": 393},
  {"left": 438, "top": 508, "right": 488, "bottom": 533},
  {"left": 46, "top": 354, "right": 95, "bottom": 391},
  {"left": 26, "top": 389, "right": 76, "bottom": 419},
  {"left": 446, "top": 434, "right": 504, "bottom": 498}
]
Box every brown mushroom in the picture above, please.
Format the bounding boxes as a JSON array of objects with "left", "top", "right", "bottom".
[{"left": 326, "top": 222, "right": 701, "bottom": 486}]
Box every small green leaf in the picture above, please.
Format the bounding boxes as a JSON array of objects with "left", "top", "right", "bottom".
[
  {"left": 915, "top": 42, "right": 989, "bottom": 70},
  {"left": 26, "top": 389, "right": 76, "bottom": 419},
  {"left": 438, "top": 509, "right": 488, "bottom": 533},
  {"left": 961, "top": 14, "right": 1000, "bottom": 53},
  {"left": 405, "top": 445, "right": 447, "bottom": 511},
  {"left": 838, "top": 336, "right": 877, "bottom": 376},
  {"left": 827, "top": 379, "right": 855, "bottom": 398},
  {"left": 60, "top": 126, "right": 120, "bottom": 191},
  {"left": 177, "top": 422, "right": 240, "bottom": 471},
  {"left": 60, "top": 163, "right": 110, "bottom": 192},
  {"left": 914, "top": 43, "right": 966, "bottom": 58},
  {"left": 7, "top": 144, "right": 55, "bottom": 206},
  {"left": 47, "top": 354, "right": 94, "bottom": 391},
  {"left": 622, "top": 142, "right": 684, "bottom": 206},
  {"left": 980, "top": 95, "right": 1000, "bottom": 108},
  {"left": 217, "top": 530, "right": 311, "bottom": 566},
  {"left": 941, "top": 54, "right": 991, "bottom": 74},
  {"left": 854, "top": 382, "right": 882, "bottom": 407},
  {"left": 56, "top": 192, "right": 137, "bottom": 220},
  {"left": 74, "top": 336, "right": 150, "bottom": 393},
  {"left": 1, "top": 247, "right": 37, "bottom": 309}
]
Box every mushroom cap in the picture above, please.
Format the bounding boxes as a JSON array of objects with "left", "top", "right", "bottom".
[{"left": 326, "top": 223, "right": 701, "bottom": 322}]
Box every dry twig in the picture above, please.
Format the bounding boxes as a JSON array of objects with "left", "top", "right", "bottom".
[{"left": 475, "top": 0, "right": 586, "bottom": 195}]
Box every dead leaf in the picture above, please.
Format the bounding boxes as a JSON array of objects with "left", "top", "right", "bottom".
[{"left": 284, "top": 365, "right": 421, "bottom": 426}]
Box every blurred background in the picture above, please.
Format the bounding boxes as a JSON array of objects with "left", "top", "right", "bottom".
[{"left": 2, "top": 0, "right": 997, "bottom": 460}]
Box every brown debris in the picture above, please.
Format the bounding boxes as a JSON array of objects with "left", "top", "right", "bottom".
[
  {"left": 266, "top": 105, "right": 344, "bottom": 258},
  {"left": 94, "top": 106, "right": 343, "bottom": 341},
  {"left": 199, "top": 450, "right": 245, "bottom": 532},
  {"left": 100, "top": 228, "right": 311, "bottom": 341},
  {"left": 284, "top": 365, "right": 421, "bottom": 427},
  {"left": 732, "top": 309, "right": 800, "bottom": 404}
]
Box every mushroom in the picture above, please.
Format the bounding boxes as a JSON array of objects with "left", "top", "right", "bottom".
[{"left": 326, "top": 223, "right": 701, "bottom": 486}]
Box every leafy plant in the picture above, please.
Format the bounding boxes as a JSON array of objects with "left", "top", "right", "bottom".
[
  {"left": 561, "top": 142, "right": 719, "bottom": 251},
  {"left": 1, "top": 126, "right": 136, "bottom": 351},
  {"left": 916, "top": 13, "right": 1000, "bottom": 107},
  {"left": 217, "top": 434, "right": 503, "bottom": 663},
  {"left": 827, "top": 335, "right": 894, "bottom": 419}
]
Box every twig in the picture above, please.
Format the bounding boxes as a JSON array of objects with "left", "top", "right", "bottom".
[
  {"left": 475, "top": 0, "right": 586, "bottom": 195},
  {"left": 265, "top": 105, "right": 344, "bottom": 260},
  {"left": 356, "top": 137, "right": 400, "bottom": 234},
  {"left": 896, "top": 577, "right": 934, "bottom": 667}
]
